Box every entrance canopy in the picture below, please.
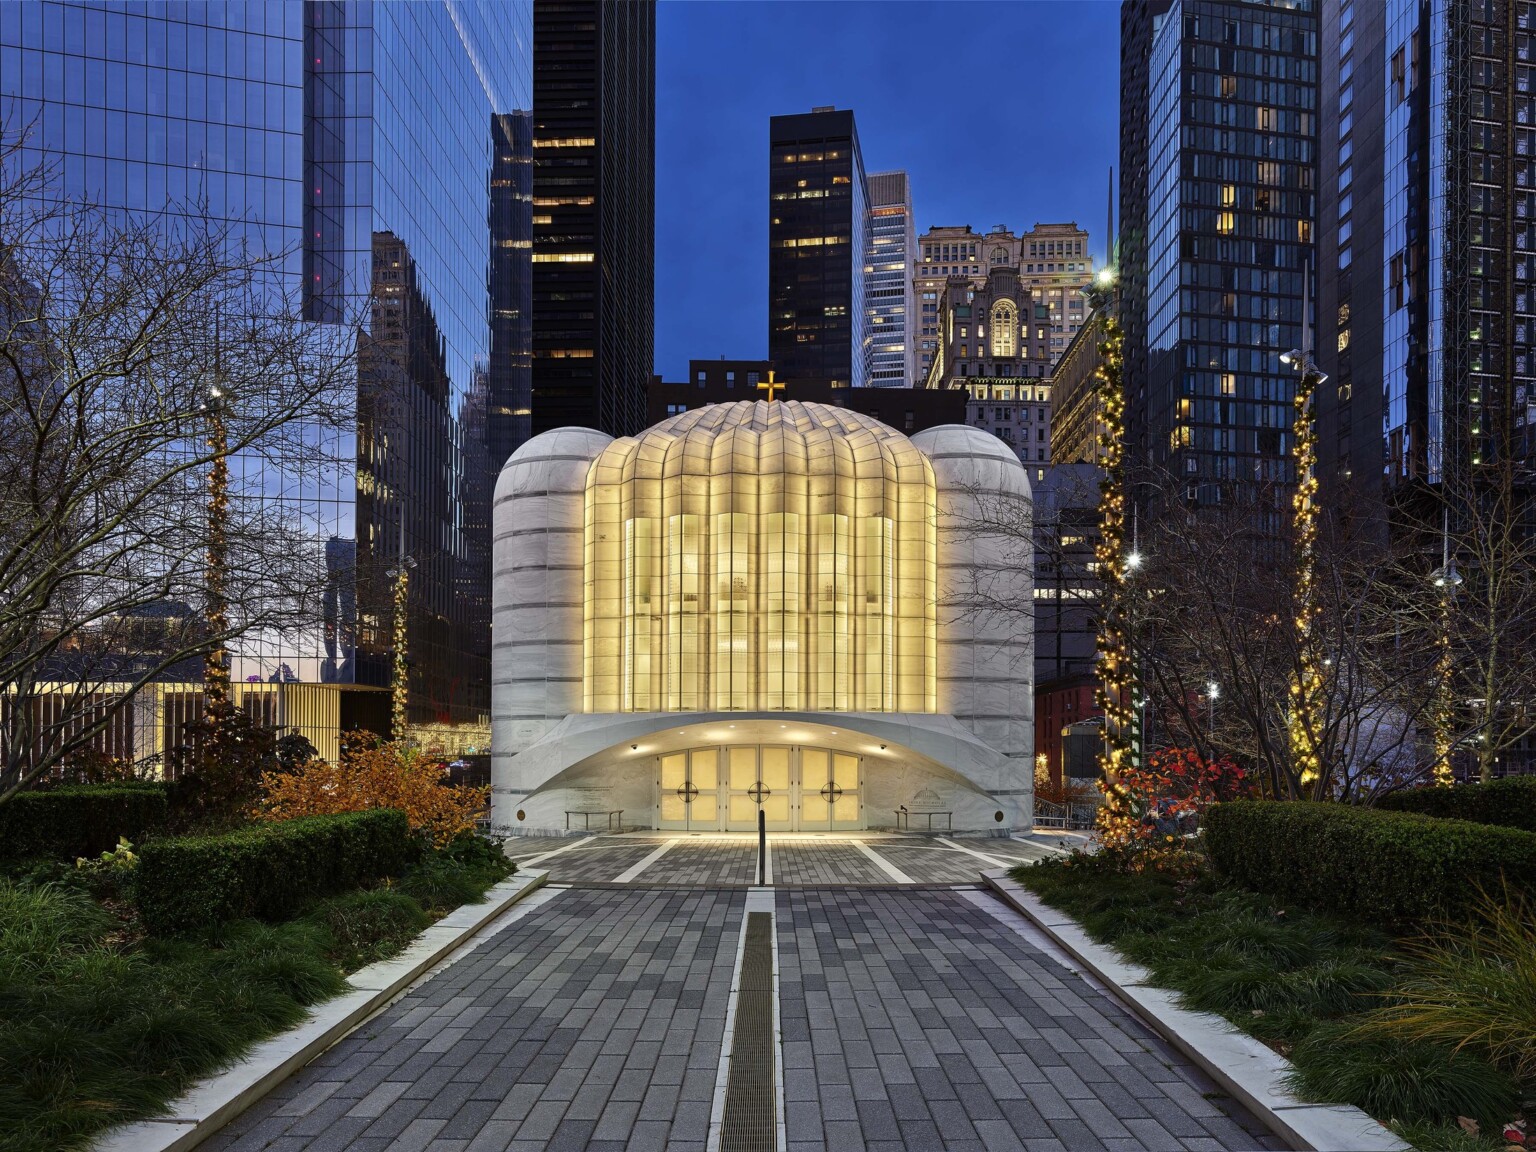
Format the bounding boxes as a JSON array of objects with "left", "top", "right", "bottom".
[{"left": 492, "top": 712, "right": 1027, "bottom": 834}]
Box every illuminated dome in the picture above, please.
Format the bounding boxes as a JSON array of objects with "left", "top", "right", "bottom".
[
  {"left": 491, "top": 403, "right": 1036, "bottom": 835},
  {"left": 583, "top": 400, "right": 937, "bottom": 714}
]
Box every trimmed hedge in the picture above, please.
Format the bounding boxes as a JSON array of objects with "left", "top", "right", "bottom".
[
  {"left": 136, "top": 809, "right": 416, "bottom": 935},
  {"left": 1203, "top": 800, "right": 1536, "bottom": 926},
  {"left": 1377, "top": 775, "right": 1536, "bottom": 834},
  {"left": 0, "top": 782, "right": 170, "bottom": 862}
]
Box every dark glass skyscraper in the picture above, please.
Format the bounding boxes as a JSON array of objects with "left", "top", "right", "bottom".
[
  {"left": 769, "top": 107, "right": 870, "bottom": 388},
  {"left": 1119, "top": 0, "right": 1318, "bottom": 511},
  {"left": 0, "top": 2, "right": 533, "bottom": 741},
  {"left": 490, "top": 110, "right": 535, "bottom": 467},
  {"left": 529, "top": 0, "right": 656, "bottom": 440},
  {"left": 1318, "top": 0, "right": 1536, "bottom": 499}
]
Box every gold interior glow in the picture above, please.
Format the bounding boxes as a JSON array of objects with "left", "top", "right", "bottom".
[{"left": 583, "top": 401, "right": 937, "bottom": 713}]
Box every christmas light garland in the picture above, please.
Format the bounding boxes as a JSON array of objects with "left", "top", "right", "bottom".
[
  {"left": 392, "top": 566, "right": 410, "bottom": 739},
  {"left": 204, "top": 398, "right": 233, "bottom": 751},
  {"left": 1289, "top": 363, "right": 1324, "bottom": 788},
  {"left": 1088, "top": 282, "right": 1138, "bottom": 843}
]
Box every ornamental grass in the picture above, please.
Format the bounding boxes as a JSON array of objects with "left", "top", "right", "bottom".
[{"left": 1353, "top": 885, "right": 1536, "bottom": 1087}]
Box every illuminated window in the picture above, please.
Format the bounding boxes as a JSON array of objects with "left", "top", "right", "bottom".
[
  {"left": 1221, "top": 184, "right": 1236, "bottom": 207},
  {"left": 533, "top": 252, "right": 595, "bottom": 263},
  {"left": 990, "top": 300, "right": 1018, "bottom": 357},
  {"left": 1221, "top": 373, "right": 1236, "bottom": 395},
  {"left": 1217, "top": 212, "right": 1235, "bottom": 235},
  {"left": 584, "top": 404, "right": 937, "bottom": 714}
]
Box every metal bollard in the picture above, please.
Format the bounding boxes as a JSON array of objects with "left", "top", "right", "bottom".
[{"left": 757, "top": 808, "right": 766, "bottom": 886}]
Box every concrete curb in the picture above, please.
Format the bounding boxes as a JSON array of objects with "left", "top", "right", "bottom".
[
  {"left": 91, "top": 868, "right": 551, "bottom": 1152},
  {"left": 981, "top": 869, "right": 1409, "bottom": 1152}
]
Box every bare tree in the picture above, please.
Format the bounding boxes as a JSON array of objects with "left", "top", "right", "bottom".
[
  {"left": 1133, "top": 476, "right": 1442, "bottom": 801},
  {"left": 1414, "top": 469, "right": 1536, "bottom": 782},
  {"left": 0, "top": 136, "right": 356, "bottom": 800}
]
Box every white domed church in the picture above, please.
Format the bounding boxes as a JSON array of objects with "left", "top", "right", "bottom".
[{"left": 490, "top": 399, "right": 1034, "bottom": 835}]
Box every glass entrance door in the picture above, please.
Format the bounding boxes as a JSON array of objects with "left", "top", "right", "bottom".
[
  {"left": 725, "top": 745, "right": 792, "bottom": 831},
  {"left": 657, "top": 748, "right": 719, "bottom": 830},
  {"left": 799, "top": 749, "right": 862, "bottom": 830}
]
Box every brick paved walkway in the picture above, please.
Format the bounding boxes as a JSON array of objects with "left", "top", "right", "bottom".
[
  {"left": 502, "top": 833, "right": 1061, "bottom": 886},
  {"left": 206, "top": 883, "right": 1282, "bottom": 1152}
]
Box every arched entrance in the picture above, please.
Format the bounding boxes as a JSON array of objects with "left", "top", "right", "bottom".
[{"left": 657, "top": 744, "right": 863, "bottom": 831}]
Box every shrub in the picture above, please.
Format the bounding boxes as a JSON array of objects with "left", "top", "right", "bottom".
[
  {"left": 1099, "top": 747, "right": 1254, "bottom": 872},
  {"left": 1377, "top": 775, "right": 1536, "bottom": 834},
  {"left": 1354, "top": 885, "right": 1536, "bottom": 1085},
  {"left": 135, "top": 810, "right": 415, "bottom": 936},
  {"left": 398, "top": 833, "right": 515, "bottom": 911},
  {"left": 306, "top": 889, "right": 430, "bottom": 971},
  {"left": 252, "top": 739, "right": 487, "bottom": 849},
  {"left": 1202, "top": 801, "right": 1536, "bottom": 926},
  {"left": 166, "top": 709, "right": 287, "bottom": 827},
  {"left": 0, "top": 784, "right": 169, "bottom": 864}
]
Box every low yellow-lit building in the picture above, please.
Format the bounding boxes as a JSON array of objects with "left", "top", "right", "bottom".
[{"left": 490, "top": 400, "right": 1034, "bottom": 834}]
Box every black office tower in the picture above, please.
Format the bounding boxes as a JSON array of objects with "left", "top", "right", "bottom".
[
  {"left": 531, "top": 0, "right": 656, "bottom": 439},
  {"left": 769, "top": 108, "right": 870, "bottom": 388},
  {"left": 1119, "top": 0, "right": 1317, "bottom": 514},
  {"left": 490, "top": 111, "right": 535, "bottom": 467}
]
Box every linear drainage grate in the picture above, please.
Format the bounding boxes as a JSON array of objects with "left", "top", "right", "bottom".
[{"left": 721, "top": 911, "right": 776, "bottom": 1152}]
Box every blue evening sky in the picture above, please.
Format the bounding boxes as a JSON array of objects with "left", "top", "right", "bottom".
[{"left": 654, "top": 0, "right": 1121, "bottom": 382}]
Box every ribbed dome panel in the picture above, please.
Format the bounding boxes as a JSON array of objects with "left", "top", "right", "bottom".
[{"left": 583, "top": 401, "right": 937, "bottom": 713}]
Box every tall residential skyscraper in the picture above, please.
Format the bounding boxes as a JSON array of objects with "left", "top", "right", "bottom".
[
  {"left": 530, "top": 0, "right": 656, "bottom": 439},
  {"left": 0, "top": 1, "right": 533, "bottom": 744},
  {"left": 866, "top": 170, "right": 916, "bottom": 387},
  {"left": 1317, "top": 0, "right": 1536, "bottom": 499},
  {"left": 769, "top": 107, "right": 871, "bottom": 387},
  {"left": 1119, "top": 0, "right": 1317, "bottom": 504}
]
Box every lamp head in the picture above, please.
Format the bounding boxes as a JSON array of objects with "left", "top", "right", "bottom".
[{"left": 1280, "top": 349, "right": 1302, "bottom": 367}]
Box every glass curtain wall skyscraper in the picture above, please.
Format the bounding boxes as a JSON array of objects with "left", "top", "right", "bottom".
[
  {"left": 866, "top": 170, "right": 915, "bottom": 388},
  {"left": 529, "top": 0, "right": 656, "bottom": 440},
  {"left": 0, "top": 2, "right": 533, "bottom": 739},
  {"left": 1119, "top": 0, "right": 1318, "bottom": 515},
  {"left": 769, "top": 107, "right": 871, "bottom": 388},
  {"left": 1318, "top": 0, "right": 1536, "bottom": 499}
]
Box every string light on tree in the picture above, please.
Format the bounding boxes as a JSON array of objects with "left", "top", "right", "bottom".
[
  {"left": 1280, "top": 282, "right": 1327, "bottom": 789},
  {"left": 387, "top": 553, "right": 417, "bottom": 740},
  {"left": 1084, "top": 266, "right": 1137, "bottom": 843},
  {"left": 202, "top": 370, "right": 234, "bottom": 757},
  {"left": 1429, "top": 508, "right": 1462, "bottom": 787}
]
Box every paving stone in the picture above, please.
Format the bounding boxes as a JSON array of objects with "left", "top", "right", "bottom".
[{"left": 194, "top": 858, "right": 1286, "bottom": 1152}]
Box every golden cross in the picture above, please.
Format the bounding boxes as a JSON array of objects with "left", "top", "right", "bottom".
[{"left": 755, "top": 370, "right": 786, "bottom": 402}]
